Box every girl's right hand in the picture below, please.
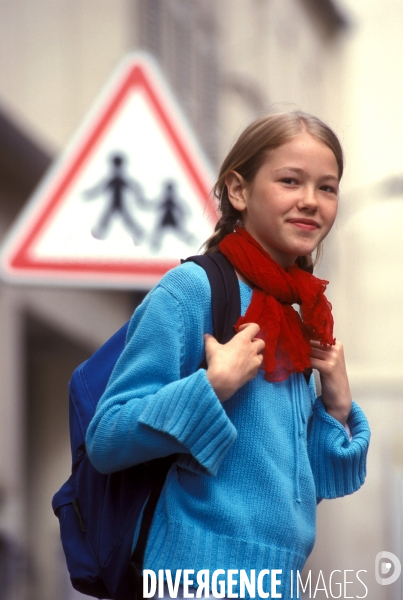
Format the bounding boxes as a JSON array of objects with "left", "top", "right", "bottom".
[{"left": 205, "top": 323, "right": 265, "bottom": 402}]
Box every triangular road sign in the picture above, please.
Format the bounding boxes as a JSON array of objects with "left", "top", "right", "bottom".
[{"left": 0, "top": 52, "right": 217, "bottom": 289}]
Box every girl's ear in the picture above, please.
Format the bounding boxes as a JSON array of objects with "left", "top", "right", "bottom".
[{"left": 225, "top": 171, "right": 248, "bottom": 212}]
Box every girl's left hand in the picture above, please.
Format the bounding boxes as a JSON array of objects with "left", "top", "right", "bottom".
[{"left": 310, "top": 340, "right": 352, "bottom": 425}]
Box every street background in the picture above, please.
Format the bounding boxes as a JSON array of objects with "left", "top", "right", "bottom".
[{"left": 0, "top": 0, "right": 402, "bottom": 598}]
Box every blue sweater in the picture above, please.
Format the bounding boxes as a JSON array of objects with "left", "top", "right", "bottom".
[{"left": 86, "top": 262, "right": 370, "bottom": 599}]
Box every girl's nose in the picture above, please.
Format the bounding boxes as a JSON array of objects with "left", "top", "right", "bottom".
[{"left": 298, "top": 187, "right": 318, "bottom": 210}]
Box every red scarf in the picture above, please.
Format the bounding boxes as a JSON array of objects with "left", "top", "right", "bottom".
[{"left": 219, "top": 227, "right": 335, "bottom": 382}]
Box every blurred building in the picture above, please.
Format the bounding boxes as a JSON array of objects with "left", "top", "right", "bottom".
[{"left": 0, "top": 1, "right": 402, "bottom": 599}]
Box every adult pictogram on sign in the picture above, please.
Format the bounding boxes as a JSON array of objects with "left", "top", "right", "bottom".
[
  {"left": 83, "top": 153, "right": 146, "bottom": 244},
  {"left": 0, "top": 52, "right": 217, "bottom": 289}
]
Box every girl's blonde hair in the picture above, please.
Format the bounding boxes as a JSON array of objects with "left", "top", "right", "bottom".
[{"left": 204, "top": 111, "right": 344, "bottom": 272}]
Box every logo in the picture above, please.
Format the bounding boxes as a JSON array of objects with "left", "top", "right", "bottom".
[{"left": 375, "top": 551, "right": 401, "bottom": 585}]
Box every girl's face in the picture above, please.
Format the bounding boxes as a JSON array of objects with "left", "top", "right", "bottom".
[{"left": 226, "top": 131, "right": 340, "bottom": 268}]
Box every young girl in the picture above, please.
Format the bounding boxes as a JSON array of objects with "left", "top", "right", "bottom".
[{"left": 86, "top": 111, "right": 370, "bottom": 599}]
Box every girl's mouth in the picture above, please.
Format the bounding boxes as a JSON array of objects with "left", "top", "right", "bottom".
[{"left": 288, "top": 218, "right": 319, "bottom": 231}]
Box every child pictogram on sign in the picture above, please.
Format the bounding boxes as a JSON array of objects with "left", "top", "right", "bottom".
[
  {"left": 83, "top": 153, "right": 147, "bottom": 244},
  {"left": 149, "top": 181, "right": 196, "bottom": 251}
]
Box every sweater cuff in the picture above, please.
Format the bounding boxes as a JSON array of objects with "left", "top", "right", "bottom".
[
  {"left": 308, "top": 398, "right": 370, "bottom": 499},
  {"left": 138, "top": 369, "right": 237, "bottom": 476}
]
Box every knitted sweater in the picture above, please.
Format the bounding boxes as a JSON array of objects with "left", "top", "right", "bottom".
[{"left": 86, "top": 262, "right": 370, "bottom": 599}]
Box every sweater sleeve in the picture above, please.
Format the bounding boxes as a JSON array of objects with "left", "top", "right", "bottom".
[
  {"left": 307, "top": 397, "right": 370, "bottom": 499},
  {"left": 86, "top": 265, "right": 237, "bottom": 477}
]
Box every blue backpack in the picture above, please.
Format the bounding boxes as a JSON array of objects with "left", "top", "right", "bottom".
[{"left": 52, "top": 253, "right": 240, "bottom": 600}]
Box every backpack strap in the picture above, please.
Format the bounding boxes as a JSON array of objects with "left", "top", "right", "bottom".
[
  {"left": 130, "top": 252, "right": 241, "bottom": 599},
  {"left": 130, "top": 455, "right": 175, "bottom": 598},
  {"left": 183, "top": 252, "right": 241, "bottom": 345}
]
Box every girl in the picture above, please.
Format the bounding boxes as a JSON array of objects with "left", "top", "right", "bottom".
[{"left": 86, "top": 111, "right": 370, "bottom": 599}]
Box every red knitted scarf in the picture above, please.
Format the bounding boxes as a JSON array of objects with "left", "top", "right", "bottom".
[{"left": 219, "top": 227, "right": 335, "bottom": 382}]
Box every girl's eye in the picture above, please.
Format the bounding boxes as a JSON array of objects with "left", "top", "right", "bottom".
[
  {"left": 281, "top": 178, "right": 297, "bottom": 185},
  {"left": 320, "top": 185, "right": 338, "bottom": 194}
]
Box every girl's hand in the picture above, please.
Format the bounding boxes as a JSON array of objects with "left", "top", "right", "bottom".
[
  {"left": 310, "top": 340, "right": 352, "bottom": 425},
  {"left": 205, "top": 323, "right": 265, "bottom": 402}
]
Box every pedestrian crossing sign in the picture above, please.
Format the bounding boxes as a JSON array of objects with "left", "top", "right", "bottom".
[{"left": 0, "top": 52, "right": 217, "bottom": 289}]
